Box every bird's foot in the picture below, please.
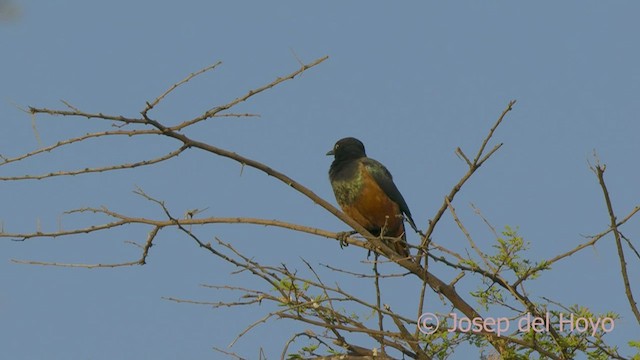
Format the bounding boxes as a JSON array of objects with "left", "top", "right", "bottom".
[{"left": 337, "top": 231, "right": 357, "bottom": 248}]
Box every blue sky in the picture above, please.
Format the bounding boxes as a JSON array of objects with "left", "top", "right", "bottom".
[{"left": 1, "top": 1, "right": 639, "bottom": 359}]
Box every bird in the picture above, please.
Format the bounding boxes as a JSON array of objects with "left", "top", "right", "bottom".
[{"left": 327, "top": 137, "right": 418, "bottom": 257}]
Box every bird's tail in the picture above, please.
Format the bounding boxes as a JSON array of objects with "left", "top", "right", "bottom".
[{"left": 405, "top": 214, "right": 419, "bottom": 234}]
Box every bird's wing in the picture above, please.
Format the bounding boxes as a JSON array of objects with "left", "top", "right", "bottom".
[{"left": 362, "top": 158, "right": 418, "bottom": 233}]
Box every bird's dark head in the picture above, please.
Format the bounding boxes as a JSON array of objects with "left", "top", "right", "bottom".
[{"left": 326, "top": 137, "right": 366, "bottom": 161}]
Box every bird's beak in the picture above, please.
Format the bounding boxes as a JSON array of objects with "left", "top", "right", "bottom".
[{"left": 326, "top": 149, "right": 335, "bottom": 156}]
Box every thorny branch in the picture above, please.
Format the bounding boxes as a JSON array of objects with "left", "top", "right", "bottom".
[
  {"left": 2, "top": 58, "right": 637, "bottom": 359},
  {"left": 592, "top": 158, "right": 640, "bottom": 324},
  {"left": 415, "top": 100, "right": 514, "bottom": 350},
  {"left": 419, "top": 100, "right": 515, "bottom": 252}
]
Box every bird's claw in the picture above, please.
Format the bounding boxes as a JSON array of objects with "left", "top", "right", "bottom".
[{"left": 337, "top": 231, "right": 357, "bottom": 248}]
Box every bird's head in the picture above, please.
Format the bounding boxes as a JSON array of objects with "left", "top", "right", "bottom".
[{"left": 327, "top": 137, "right": 367, "bottom": 161}]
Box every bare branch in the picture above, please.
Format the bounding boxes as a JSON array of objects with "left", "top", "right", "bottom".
[
  {"left": 415, "top": 101, "right": 516, "bottom": 354},
  {"left": 420, "top": 100, "right": 516, "bottom": 251},
  {"left": 592, "top": 159, "right": 640, "bottom": 324},
  {"left": 11, "top": 259, "right": 142, "bottom": 268},
  {"left": 472, "top": 100, "right": 514, "bottom": 165},
  {"left": 171, "top": 55, "right": 329, "bottom": 130},
  {"left": 321, "top": 263, "right": 409, "bottom": 279},
  {"left": 518, "top": 205, "right": 640, "bottom": 284},
  {"left": 0, "top": 129, "right": 160, "bottom": 167},
  {"left": 445, "top": 197, "right": 494, "bottom": 272},
  {"left": 10, "top": 55, "right": 633, "bottom": 358},
  {"left": 142, "top": 61, "right": 222, "bottom": 116},
  {"left": 372, "top": 253, "right": 386, "bottom": 355},
  {"left": 213, "top": 347, "right": 246, "bottom": 360},
  {"left": 0, "top": 146, "right": 187, "bottom": 181},
  {"left": 28, "top": 106, "right": 147, "bottom": 125},
  {"left": 621, "top": 232, "right": 640, "bottom": 260}
]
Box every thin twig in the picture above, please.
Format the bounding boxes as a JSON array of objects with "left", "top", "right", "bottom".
[
  {"left": 321, "top": 263, "right": 409, "bottom": 278},
  {"left": 592, "top": 160, "right": 640, "bottom": 324},
  {"left": 420, "top": 100, "right": 515, "bottom": 250},
  {"left": 517, "top": 205, "right": 640, "bottom": 285},
  {"left": 213, "top": 346, "right": 246, "bottom": 360},
  {"left": 171, "top": 56, "right": 329, "bottom": 130},
  {"left": 11, "top": 259, "right": 142, "bottom": 268},
  {"left": 445, "top": 197, "right": 494, "bottom": 272},
  {"left": 142, "top": 61, "right": 222, "bottom": 115},
  {"left": 28, "top": 106, "right": 147, "bottom": 125},
  {"left": 0, "top": 146, "right": 187, "bottom": 181},
  {"left": 372, "top": 253, "right": 386, "bottom": 356},
  {"left": 415, "top": 101, "right": 515, "bottom": 347},
  {"left": 0, "top": 129, "right": 160, "bottom": 167}
]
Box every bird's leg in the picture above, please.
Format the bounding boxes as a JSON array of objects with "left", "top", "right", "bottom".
[
  {"left": 381, "top": 216, "right": 390, "bottom": 238},
  {"left": 336, "top": 230, "right": 357, "bottom": 248}
]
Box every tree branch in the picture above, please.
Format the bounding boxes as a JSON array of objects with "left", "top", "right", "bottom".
[{"left": 592, "top": 160, "right": 640, "bottom": 324}]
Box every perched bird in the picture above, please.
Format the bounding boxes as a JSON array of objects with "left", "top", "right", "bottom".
[{"left": 327, "top": 137, "right": 417, "bottom": 257}]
